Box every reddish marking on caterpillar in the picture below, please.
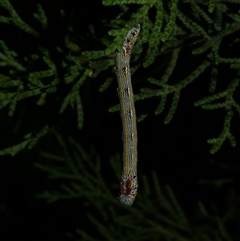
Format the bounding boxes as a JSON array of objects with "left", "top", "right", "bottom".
[{"left": 119, "top": 177, "right": 134, "bottom": 195}]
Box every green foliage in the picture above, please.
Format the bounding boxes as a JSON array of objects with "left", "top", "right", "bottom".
[
  {"left": 208, "top": 0, "right": 216, "bottom": 13},
  {"left": 99, "top": 77, "right": 113, "bottom": 92},
  {"left": 0, "top": 0, "right": 39, "bottom": 37},
  {"left": 59, "top": 68, "right": 88, "bottom": 128},
  {"left": 93, "top": 0, "right": 240, "bottom": 154},
  {"left": 33, "top": 4, "right": 47, "bottom": 29},
  {"left": 0, "top": 125, "right": 49, "bottom": 156},
  {"left": 0, "top": 0, "right": 93, "bottom": 155},
  {"left": 195, "top": 76, "right": 239, "bottom": 154},
  {"left": 135, "top": 60, "right": 210, "bottom": 125},
  {"left": 160, "top": 0, "right": 178, "bottom": 42},
  {"left": 0, "top": 40, "right": 26, "bottom": 71},
  {"left": 35, "top": 133, "right": 237, "bottom": 241},
  {"left": 0, "top": 0, "right": 239, "bottom": 154}
]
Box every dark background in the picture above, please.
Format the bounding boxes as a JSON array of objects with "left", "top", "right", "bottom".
[{"left": 0, "top": 0, "right": 240, "bottom": 240}]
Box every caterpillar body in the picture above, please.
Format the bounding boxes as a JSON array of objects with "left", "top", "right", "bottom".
[{"left": 115, "top": 24, "right": 140, "bottom": 206}]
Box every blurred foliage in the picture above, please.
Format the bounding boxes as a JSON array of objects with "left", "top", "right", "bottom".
[{"left": 35, "top": 132, "right": 240, "bottom": 241}]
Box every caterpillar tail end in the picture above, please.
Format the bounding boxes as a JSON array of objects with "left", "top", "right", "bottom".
[{"left": 118, "top": 194, "right": 135, "bottom": 206}]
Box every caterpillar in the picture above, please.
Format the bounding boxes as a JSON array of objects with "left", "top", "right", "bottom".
[{"left": 115, "top": 24, "right": 140, "bottom": 206}]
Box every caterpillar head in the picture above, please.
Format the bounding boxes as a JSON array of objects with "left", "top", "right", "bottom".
[{"left": 123, "top": 23, "right": 140, "bottom": 56}]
